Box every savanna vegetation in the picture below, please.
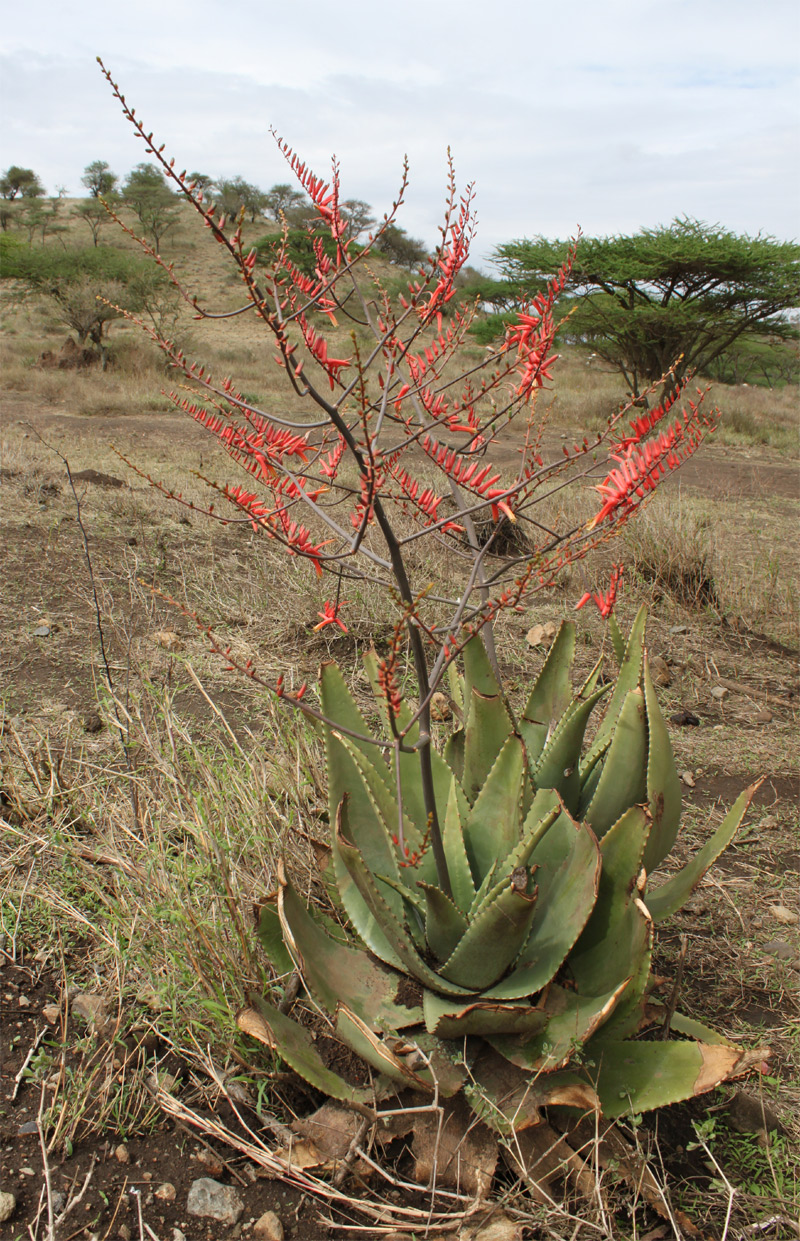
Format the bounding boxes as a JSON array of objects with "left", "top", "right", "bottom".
[{"left": 0, "top": 72, "right": 798, "bottom": 1241}]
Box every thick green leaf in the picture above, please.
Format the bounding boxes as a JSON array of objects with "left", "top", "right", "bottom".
[
  {"left": 447, "top": 659, "right": 464, "bottom": 715},
  {"left": 462, "top": 690, "right": 515, "bottom": 804},
  {"left": 336, "top": 806, "right": 474, "bottom": 996},
  {"left": 462, "top": 733, "right": 526, "bottom": 882},
  {"left": 239, "top": 995, "right": 375, "bottom": 1104},
  {"left": 443, "top": 727, "right": 465, "bottom": 784},
  {"left": 592, "top": 604, "right": 647, "bottom": 752},
  {"left": 336, "top": 733, "right": 423, "bottom": 881},
  {"left": 574, "top": 806, "right": 651, "bottom": 959},
  {"left": 419, "top": 882, "right": 469, "bottom": 962},
  {"left": 255, "top": 896, "right": 294, "bottom": 976},
  {"left": 489, "top": 981, "right": 629, "bottom": 1071},
  {"left": 277, "top": 866, "right": 423, "bottom": 1029},
  {"left": 467, "top": 1047, "right": 599, "bottom": 1133},
  {"left": 442, "top": 775, "right": 477, "bottom": 912},
  {"left": 577, "top": 737, "right": 610, "bottom": 816},
  {"left": 423, "top": 990, "right": 549, "bottom": 1038},
  {"left": 642, "top": 654, "right": 683, "bottom": 873},
  {"left": 645, "top": 782, "right": 761, "bottom": 922},
  {"left": 608, "top": 613, "right": 626, "bottom": 667},
  {"left": 485, "top": 811, "right": 600, "bottom": 1000},
  {"left": 439, "top": 881, "right": 539, "bottom": 989},
  {"left": 519, "top": 620, "right": 576, "bottom": 765},
  {"left": 334, "top": 1004, "right": 432, "bottom": 1090},
  {"left": 583, "top": 690, "right": 648, "bottom": 840},
  {"left": 532, "top": 684, "right": 609, "bottom": 812},
  {"left": 463, "top": 630, "right": 502, "bottom": 700},
  {"left": 320, "top": 661, "right": 388, "bottom": 783},
  {"left": 584, "top": 1038, "right": 766, "bottom": 1118}
]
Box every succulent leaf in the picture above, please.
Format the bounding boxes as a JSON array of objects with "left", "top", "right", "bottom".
[
  {"left": 334, "top": 1004, "right": 433, "bottom": 1089},
  {"left": 418, "top": 882, "right": 469, "bottom": 962},
  {"left": 439, "top": 880, "right": 539, "bottom": 989},
  {"left": 592, "top": 604, "right": 647, "bottom": 752},
  {"left": 463, "top": 630, "right": 503, "bottom": 700},
  {"left": 461, "top": 690, "right": 515, "bottom": 803},
  {"left": 645, "top": 782, "right": 762, "bottom": 922},
  {"left": 423, "top": 990, "right": 549, "bottom": 1038},
  {"left": 583, "top": 690, "right": 648, "bottom": 840},
  {"left": 462, "top": 733, "right": 526, "bottom": 881},
  {"left": 488, "top": 980, "right": 630, "bottom": 1071},
  {"left": 532, "top": 684, "right": 609, "bottom": 811},
  {"left": 642, "top": 653, "right": 684, "bottom": 872},
  {"left": 442, "top": 775, "right": 478, "bottom": 912},
  {"left": 519, "top": 620, "right": 577, "bottom": 765}
]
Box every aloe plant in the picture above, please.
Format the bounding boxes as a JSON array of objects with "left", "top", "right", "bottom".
[{"left": 245, "top": 607, "right": 764, "bottom": 1130}]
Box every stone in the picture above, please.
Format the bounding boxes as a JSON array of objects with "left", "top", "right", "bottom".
[
  {"left": 155, "top": 1182, "right": 176, "bottom": 1201},
  {"left": 114, "top": 1143, "right": 130, "bottom": 1164},
  {"left": 726, "top": 1090, "right": 783, "bottom": 1135},
  {"left": 84, "top": 712, "right": 104, "bottom": 734},
  {"left": 33, "top": 624, "right": 51, "bottom": 637},
  {"left": 253, "top": 1210, "right": 284, "bottom": 1241},
  {"left": 526, "top": 621, "right": 557, "bottom": 648},
  {"left": 153, "top": 630, "right": 184, "bottom": 651},
  {"left": 118, "top": 1226, "right": 132, "bottom": 1241},
  {"left": 430, "top": 692, "right": 452, "bottom": 722},
  {"left": 710, "top": 685, "right": 729, "bottom": 701},
  {"left": 670, "top": 710, "right": 700, "bottom": 726},
  {"left": 186, "top": 1178, "right": 244, "bottom": 1226},
  {"left": 753, "top": 708, "right": 774, "bottom": 724},
  {"left": 681, "top": 770, "right": 695, "bottom": 788},
  {"left": 0, "top": 1192, "right": 16, "bottom": 1224},
  {"left": 42, "top": 1004, "right": 61, "bottom": 1024},
  {"left": 71, "top": 993, "right": 109, "bottom": 1030},
  {"left": 768, "top": 905, "right": 799, "bottom": 926},
  {"left": 763, "top": 940, "right": 796, "bottom": 961}
]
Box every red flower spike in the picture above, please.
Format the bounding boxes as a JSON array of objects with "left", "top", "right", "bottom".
[
  {"left": 575, "top": 565, "right": 624, "bottom": 619},
  {"left": 313, "top": 601, "right": 349, "bottom": 633}
]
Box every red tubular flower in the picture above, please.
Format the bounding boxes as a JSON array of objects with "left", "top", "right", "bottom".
[
  {"left": 575, "top": 565, "right": 624, "bottom": 619},
  {"left": 313, "top": 601, "right": 349, "bottom": 632}
]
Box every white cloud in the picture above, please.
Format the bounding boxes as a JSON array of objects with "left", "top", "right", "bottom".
[{"left": 1, "top": 0, "right": 798, "bottom": 263}]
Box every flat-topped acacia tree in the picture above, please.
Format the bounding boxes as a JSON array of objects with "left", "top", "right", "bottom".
[{"left": 99, "top": 59, "right": 766, "bottom": 1141}]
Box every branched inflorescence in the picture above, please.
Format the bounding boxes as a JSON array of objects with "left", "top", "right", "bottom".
[{"left": 98, "top": 58, "right": 718, "bottom": 755}]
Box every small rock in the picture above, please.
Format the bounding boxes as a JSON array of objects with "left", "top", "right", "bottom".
[
  {"left": 71, "top": 993, "right": 109, "bottom": 1031},
  {"left": 526, "top": 621, "right": 557, "bottom": 648},
  {"left": 186, "top": 1178, "right": 244, "bottom": 1226},
  {"left": 768, "top": 905, "right": 799, "bottom": 926},
  {"left": 118, "top": 1225, "right": 132, "bottom": 1241},
  {"left": 710, "top": 685, "right": 729, "bottom": 701},
  {"left": 115, "top": 1143, "right": 130, "bottom": 1164},
  {"left": 153, "top": 630, "right": 183, "bottom": 652},
  {"left": 42, "top": 1003, "right": 61, "bottom": 1024},
  {"left": 726, "top": 1090, "right": 783, "bottom": 1135},
  {"left": 172, "top": 1231, "right": 186, "bottom": 1241},
  {"left": 253, "top": 1210, "right": 284, "bottom": 1241},
  {"left": 763, "top": 940, "right": 796, "bottom": 961},
  {"left": 650, "top": 655, "right": 672, "bottom": 687},
  {"left": 51, "top": 1192, "right": 65, "bottom": 1214},
  {"left": 18, "top": 994, "right": 31, "bottom": 1008},
  {"left": 681, "top": 770, "right": 696, "bottom": 788},
  {"left": 462, "top": 1212, "right": 524, "bottom": 1241},
  {"left": 155, "top": 1182, "right": 176, "bottom": 1201},
  {"left": 17, "top": 1121, "right": 39, "bottom": 1135},
  {"left": 84, "top": 712, "right": 104, "bottom": 734},
  {"left": 753, "top": 708, "right": 774, "bottom": 724},
  {"left": 33, "top": 624, "right": 51, "bottom": 638},
  {"left": 670, "top": 710, "right": 700, "bottom": 727},
  {"left": 430, "top": 692, "right": 452, "bottom": 722},
  {"left": 0, "top": 1192, "right": 16, "bottom": 1225},
  {"left": 194, "top": 1150, "right": 224, "bottom": 1177},
  {"left": 669, "top": 624, "right": 689, "bottom": 635}
]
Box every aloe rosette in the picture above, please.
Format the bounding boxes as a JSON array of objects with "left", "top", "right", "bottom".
[{"left": 245, "top": 608, "right": 764, "bottom": 1129}]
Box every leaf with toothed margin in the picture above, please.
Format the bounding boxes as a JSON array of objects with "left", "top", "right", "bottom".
[
  {"left": 418, "top": 882, "right": 468, "bottom": 962},
  {"left": 531, "top": 684, "right": 609, "bottom": 814},
  {"left": 583, "top": 691, "right": 648, "bottom": 841},
  {"left": 335, "top": 801, "right": 475, "bottom": 997},
  {"left": 462, "top": 733, "right": 526, "bottom": 883},
  {"left": 645, "top": 782, "right": 762, "bottom": 922},
  {"left": 642, "top": 653, "right": 683, "bottom": 873},
  {"left": 423, "top": 990, "right": 549, "bottom": 1039},
  {"left": 608, "top": 613, "right": 626, "bottom": 666},
  {"left": 461, "top": 689, "right": 515, "bottom": 805},
  {"left": 592, "top": 604, "right": 647, "bottom": 752},
  {"left": 438, "top": 880, "right": 539, "bottom": 989},
  {"left": 236, "top": 995, "right": 376, "bottom": 1104},
  {"left": 519, "top": 620, "right": 576, "bottom": 766},
  {"left": 276, "top": 862, "right": 423, "bottom": 1029},
  {"left": 462, "top": 630, "right": 502, "bottom": 701},
  {"left": 442, "top": 775, "right": 477, "bottom": 914},
  {"left": 334, "top": 1004, "right": 433, "bottom": 1091},
  {"left": 488, "top": 980, "right": 630, "bottom": 1072}
]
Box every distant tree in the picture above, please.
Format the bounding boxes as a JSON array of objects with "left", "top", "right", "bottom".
[
  {"left": 494, "top": 219, "right": 800, "bottom": 396},
  {"left": 188, "top": 171, "right": 214, "bottom": 192},
  {"left": 73, "top": 198, "right": 116, "bottom": 246},
  {"left": 81, "top": 160, "right": 118, "bottom": 198},
  {"left": 373, "top": 223, "right": 428, "bottom": 268},
  {"left": 214, "top": 176, "right": 268, "bottom": 223},
  {"left": 340, "top": 198, "right": 376, "bottom": 240},
  {"left": 0, "top": 237, "right": 175, "bottom": 366},
  {"left": 263, "top": 182, "right": 310, "bottom": 221},
  {"left": 0, "top": 166, "right": 45, "bottom": 201},
  {"left": 253, "top": 227, "right": 338, "bottom": 277},
  {"left": 122, "top": 163, "right": 181, "bottom": 250}
]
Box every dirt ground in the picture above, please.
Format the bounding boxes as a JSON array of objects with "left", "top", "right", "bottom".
[{"left": 1, "top": 389, "right": 799, "bottom": 1240}]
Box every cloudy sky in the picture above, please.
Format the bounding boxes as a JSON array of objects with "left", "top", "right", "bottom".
[{"left": 2, "top": 0, "right": 798, "bottom": 266}]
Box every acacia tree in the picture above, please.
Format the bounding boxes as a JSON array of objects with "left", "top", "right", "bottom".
[
  {"left": 122, "top": 163, "right": 181, "bottom": 250},
  {"left": 0, "top": 165, "right": 45, "bottom": 200},
  {"left": 81, "top": 159, "right": 118, "bottom": 198},
  {"left": 214, "top": 176, "right": 268, "bottom": 223},
  {"left": 493, "top": 219, "right": 800, "bottom": 396}
]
